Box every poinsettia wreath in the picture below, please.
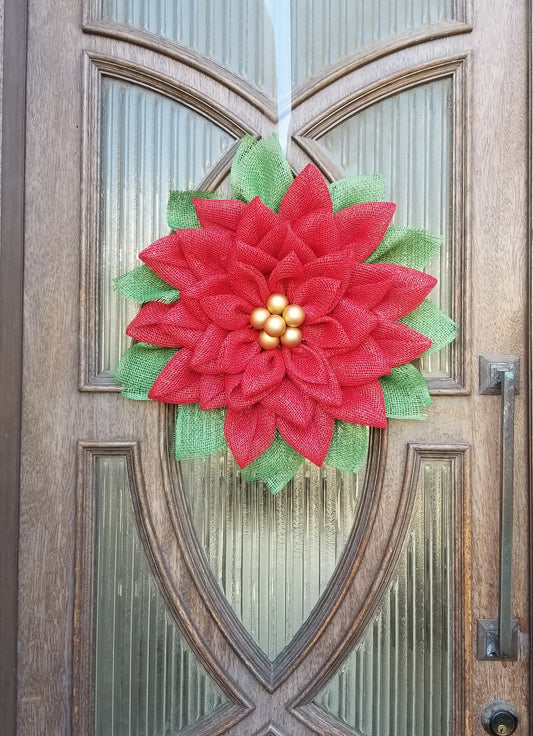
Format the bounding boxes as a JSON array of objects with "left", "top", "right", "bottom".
[{"left": 115, "top": 135, "right": 457, "bottom": 493}]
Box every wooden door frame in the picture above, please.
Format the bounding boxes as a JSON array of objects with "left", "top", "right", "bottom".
[
  {"left": 0, "top": 0, "right": 28, "bottom": 733},
  {"left": 0, "top": 1, "right": 531, "bottom": 734}
]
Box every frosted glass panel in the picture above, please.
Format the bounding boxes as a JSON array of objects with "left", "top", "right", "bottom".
[
  {"left": 316, "top": 80, "right": 453, "bottom": 379},
  {"left": 98, "top": 0, "right": 457, "bottom": 98},
  {"left": 181, "top": 451, "right": 366, "bottom": 660},
  {"left": 98, "top": 79, "right": 235, "bottom": 379},
  {"left": 94, "top": 456, "right": 226, "bottom": 735},
  {"left": 315, "top": 459, "right": 453, "bottom": 736}
]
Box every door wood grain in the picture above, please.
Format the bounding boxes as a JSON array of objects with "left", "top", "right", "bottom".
[{"left": 12, "top": 1, "right": 532, "bottom": 734}]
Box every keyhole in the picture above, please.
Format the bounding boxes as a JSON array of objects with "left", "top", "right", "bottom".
[{"left": 481, "top": 701, "right": 518, "bottom": 736}]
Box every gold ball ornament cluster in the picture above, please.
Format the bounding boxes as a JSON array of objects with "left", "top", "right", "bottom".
[{"left": 249, "top": 293, "right": 306, "bottom": 350}]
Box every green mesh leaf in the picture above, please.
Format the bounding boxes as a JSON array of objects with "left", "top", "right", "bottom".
[
  {"left": 329, "top": 173, "right": 386, "bottom": 212},
  {"left": 401, "top": 300, "right": 459, "bottom": 354},
  {"left": 366, "top": 225, "right": 441, "bottom": 270},
  {"left": 240, "top": 432, "right": 303, "bottom": 494},
  {"left": 326, "top": 421, "right": 369, "bottom": 473},
  {"left": 114, "top": 343, "right": 178, "bottom": 400},
  {"left": 115, "top": 264, "right": 180, "bottom": 304},
  {"left": 167, "top": 190, "right": 219, "bottom": 231},
  {"left": 175, "top": 404, "right": 227, "bottom": 460},
  {"left": 230, "top": 134, "right": 294, "bottom": 212},
  {"left": 380, "top": 364, "right": 431, "bottom": 420}
]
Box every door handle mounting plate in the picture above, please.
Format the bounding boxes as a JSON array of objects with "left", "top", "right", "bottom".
[
  {"left": 479, "top": 355, "right": 520, "bottom": 395},
  {"left": 477, "top": 618, "right": 518, "bottom": 661}
]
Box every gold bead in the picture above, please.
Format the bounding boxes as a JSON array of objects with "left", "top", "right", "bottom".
[
  {"left": 266, "top": 293, "right": 289, "bottom": 315},
  {"left": 258, "top": 331, "right": 280, "bottom": 350},
  {"left": 283, "top": 304, "right": 305, "bottom": 327},
  {"left": 280, "top": 326, "right": 302, "bottom": 347},
  {"left": 249, "top": 307, "right": 270, "bottom": 330},
  {"left": 264, "top": 314, "right": 286, "bottom": 337}
]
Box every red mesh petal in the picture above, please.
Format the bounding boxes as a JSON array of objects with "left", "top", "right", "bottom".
[
  {"left": 225, "top": 371, "right": 276, "bottom": 410},
  {"left": 193, "top": 198, "right": 246, "bottom": 231},
  {"left": 283, "top": 344, "right": 342, "bottom": 406},
  {"left": 328, "top": 338, "right": 391, "bottom": 385},
  {"left": 241, "top": 349, "right": 286, "bottom": 399},
  {"left": 179, "top": 274, "right": 232, "bottom": 323},
  {"left": 261, "top": 377, "right": 315, "bottom": 427},
  {"left": 294, "top": 277, "right": 342, "bottom": 320},
  {"left": 278, "top": 165, "right": 332, "bottom": 221},
  {"left": 303, "top": 248, "right": 355, "bottom": 283},
  {"left": 218, "top": 328, "right": 262, "bottom": 374},
  {"left": 373, "top": 321, "right": 432, "bottom": 365},
  {"left": 148, "top": 349, "right": 201, "bottom": 404},
  {"left": 234, "top": 240, "right": 279, "bottom": 275},
  {"left": 189, "top": 323, "right": 228, "bottom": 373},
  {"left": 199, "top": 374, "right": 227, "bottom": 409},
  {"left": 283, "top": 343, "right": 328, "bottom": 384},
  {"left": 277, "top": 405, "right": 334, "bottom": 466},
  {"left": 291, "top": 211, "right": 341, "bottom": 257},
  {"left": 224, "top": 372, "right": 247, "bottom": 409},
  {"left": 330, "top": 300, "right": 378, "bottom": 349},
  {"left": 277, "top": 227, "right": 317, "bottom": 264},
  {"left": 369, "top": 263, "right": 437, "bottom": 320},
  {"left": 183, "top": 228, "right": 234, "bottom": 279},
  {"left": 257, "top": 222, "right": 290, "bottom": 259},
  {"left": 229, "top": 262, "right": 270, "bottom": 305},
  {"left": 236, "top": 196, "right": 281, "bottom": 248},
  {"left": 326, "top": 381, "right": 387, "bottom": 428},
  {"left": 347, "top": 264, "right": 395, "bottom": 310},
  {"left": 302, "top": 315, "right": 351, "bottom": 351},
  {"left": 126, "top": 301, "right": 181, "bottom": 347},
  {"left": 140, "top": 232, "right": 197, "bottom": 289},
  {"left": 267, "top": 251, "right": 305, "bottom": 300},
  {"left": 334, "top": 202, "right": 396, "bottom": 261},
  {"left": 225, "top": 404, "right": 276, "bottom": 467},
  {"left": 202, "top": 294, "right": 254, "bottom": 330}
]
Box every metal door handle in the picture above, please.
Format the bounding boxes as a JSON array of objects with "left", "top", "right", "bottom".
[{"left": 477, "top": 355, "right": 520, "bottom": 661}]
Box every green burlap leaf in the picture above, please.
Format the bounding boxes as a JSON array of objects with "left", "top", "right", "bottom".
[
  {"left": 240, "top": 432, "right": 303, "bottom": 494},
  {"left": 115, "top": 343, "right": 178, "bottom": 400},
  {"left": 366, "top": 225, "right": 441, "bottom": 270},
  {"left": 230, "top": 134, "right": 294, "bottom": 212},
  {"left": 326, "top": 421, "right": 369, "bottom": 473},
  {"left": 401, "top": 299, "right": 458, "bottom": 354},
  {"left": 175, "top": 404, "right": 227, "bottom": 460},
  {"left": 380, "top": 364, "right": 431, "bottom": 420},
  {"left": 115, "top": 264, "right": 180, "bottom": 304},
  {"left": 329, "top": 173, "right": 386, "bottom": 212},
  {"left": 167, "top": 190, "right": 219, "bottom": 231}
]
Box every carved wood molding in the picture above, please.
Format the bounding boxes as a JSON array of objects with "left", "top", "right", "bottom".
[
  {"left": 82, "top": 4, "right": 278, "bottom": 121},
  {"left": 73, "top": 441, "right": 253, "bottom": 736},
  {"left": 291, "top": 442, "right": 470, "bottom": 734},
  {"left": 292, "top": 20, "right": 472, "bottom": 109},
  {"left": 159, "top": 405, "right": 387, "bottom": 691},
  {"left": 295, "top": 55, "right": 470, "bottom": 396},
  {"left": 79, "top": 53, "right": 257, "bottom": 392},
  {"left": 82, "top": 0, "right": 471, "bottom": 118}
]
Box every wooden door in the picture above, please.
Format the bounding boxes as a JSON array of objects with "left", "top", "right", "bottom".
[{"left": 10, "top": 0, "right": 530, "bottom": 734}]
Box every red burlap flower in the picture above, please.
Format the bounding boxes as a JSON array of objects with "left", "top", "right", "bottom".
[{"left": 126, "top": 165, "right": 435, "bottom": 468}]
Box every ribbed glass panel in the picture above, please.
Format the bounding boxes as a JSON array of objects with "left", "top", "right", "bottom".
[
  {"left": 98, "top": 0, "right": 456, "bottom": 98},
  {"left": 317, "top": 80, "right": 453, "bottom": 379},
  {"left": 93, "top": 456, "right": 226, "bottom": 735},
  {"left": 181, "top": 451, "right": 366, "bottom": 660},
  {"left": 314, "top": 459, "right": 453, "bottom": 736},
  {"left": 98, "top": 79, "right": 235, "bottom": 379}
]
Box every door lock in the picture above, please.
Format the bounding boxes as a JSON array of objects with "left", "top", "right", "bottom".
[{"left": 481, "top": 701, "right": 518, "bottom": 735}]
